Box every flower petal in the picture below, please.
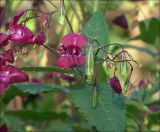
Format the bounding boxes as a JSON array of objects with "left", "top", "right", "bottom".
[
  {"left": 56, "top": 55, "right": 76, "bottom": 69},
  {"left": 61, "top": 33, "right": 88, "bottom": 48},
  {"left": 109, "top": 76, "right": 122, "bottom": 94},
  {"left": 9, "top": 24, "right": 35, "bottom": 44},
  {"left": 0, "top": 49, "right": 14, "bottom": 63},
  {"left": 0, "top": 33, "right": 9, "bottom": 46},
  {"left": 11, "top": 10, "right": 26, "bottom": 25},
  {"left": 0, "top": 65, "right": 29, "bottom": 84}
]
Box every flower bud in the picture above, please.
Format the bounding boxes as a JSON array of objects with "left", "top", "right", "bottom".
[
  {"left": 85, "top": 42, "right": 94, "bottom": 83},
  {"left": 109, "top": 76, "right": 122, "bottom": 94}
]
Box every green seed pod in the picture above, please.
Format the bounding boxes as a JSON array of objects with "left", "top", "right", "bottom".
[
  {"left": 121, "top": 62, "right": 128, "bottom": 80},
  {"left": 58, "top": 2, "right": 65, "bottom": 25},
  {"left": 85, "top": 42, "right": 94, "bottom": 83},
  {"left": 92, "top": 86, "right": 97, "bottom": 108},
  {"left": 123, "top": 76, "right": 130, "bottom": 94},
  {"left": 102, "top": 61, "right": 110, "bottom": 79}
]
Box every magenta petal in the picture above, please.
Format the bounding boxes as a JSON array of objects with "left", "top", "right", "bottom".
[
  {"left": 35, "top": 32, "right": 46, "bottom": 45},
  {"left": 0, "top": 33, "right": 9, "bottom": 46},
  {"left": 0, "top": 49, "right": 14, "bottom": 63},
  {"left": 60, "top": 74, "right": 76, "bottom": 82},
  {"left": 109, "top": 76, "right": 122, "bottom": 94},
  {"left": 56, "top": 55, "right": 76, "bottom": 69},
  {"left": 77, "top": 55, "right": 85, "bottom": 65},
  {"left": 9, "top": 24, "right": 35, "bottom": 44},
  {"left": 11, "top": 10, "right": 26, "bottom": 25},
  {"left": 0, "top": 65, "right": 29, "bottom": 84},
  {"left": 61, "top": 33, "right": 88, "bottom": 48}
]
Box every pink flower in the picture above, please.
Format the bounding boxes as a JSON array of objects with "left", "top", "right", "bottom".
[
  {"left": 56, "top": 33, "right": 88, "bottom": 69},
  {"left": 10, "top": 10, "right": 26, "bottom": 25},
  {"left": 9, "top": 24, "right": 35, "bottom": 44},
  {"left": 0, "top": 33, "right": 9, "bottom": 46},
  {"left": 109, "top": 76, "right": 122, "bottom": 94},
  {"left": 0, "top": 65, "right": 29, "bottom": 84},
  {"left": 0, "top": 49, "right": 14, "bottom": 64},
  {"left": 60, "top": 73, "right": 76, "bottom": 82},
  {"left": 34, "top": 32, "right": 46, "bottom": 45},
  {"left": 61, "top": 33, "right": 88, "bottom": 48}
]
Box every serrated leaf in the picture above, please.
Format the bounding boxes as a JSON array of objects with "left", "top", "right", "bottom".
[
  {"left": 70, "top": 83, "right": 126, "bottom": 132},
  {"left": 82, "top": 11, "right": 109, "bottom": 58},
  {"left": 5, "top": 110, "right": 67, "bottom": 121},
  {"left": 14, "top": 83, "right": 69, "bottom": 94},
  {"left": 2, "top": 83, "right": 69, "bottom": 104}
]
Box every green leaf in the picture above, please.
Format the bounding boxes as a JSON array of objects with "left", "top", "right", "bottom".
[
  {"left": 2, "top": 83, "right": 69, "bottom": 104},
  {"left": 5, "top": 110, "right": 67, "bottom": 121},
  {"left": 132, "top": 18, "right": 160, "bottom": 46},
  {"left": 20, "top": 66, "right": 72, "bottom": 74},
  {"left": 2, "top": 86, "right": 23, "bottom": 104},
  {"left": 70, "top": 83, "right": 126, "bottom": 132},
  {"left": 82, "top": 11, "right": 109, "bottom": 58},
  {"left": 14, "top": 83, "right": 69, "bottom": 94},
  {"left": 147, "top": 112, "right": 160, "bottom": 125}
]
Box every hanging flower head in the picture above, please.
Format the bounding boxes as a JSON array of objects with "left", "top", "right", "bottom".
[
  {"left": 56, "top": 33, "right": 88, "bottom": 69},
  {"left": 109, "top": 76, "right": 122, "bottom": 94}
]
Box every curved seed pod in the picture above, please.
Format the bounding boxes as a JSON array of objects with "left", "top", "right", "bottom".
[
  {"left": 121, "top": 62, "right": 128, "bottom": 80},
  {"left": 58, "top": 1, "right": 65, "bottom": 25},
  {"left": 102, "top": 61, "right": 110, "bottom": 79},
  {"left": 123, "top": 75, "right": 131, "bottom": 94},
  {"left": 85, "top": 42, "right": 94, "bottom": 83}
]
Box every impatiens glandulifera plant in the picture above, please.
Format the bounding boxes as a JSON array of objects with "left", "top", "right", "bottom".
[{"left": 0, "top": 1, "right": 145, "bottom": 132}]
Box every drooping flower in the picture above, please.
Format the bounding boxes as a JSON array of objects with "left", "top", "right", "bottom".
[
  {"left": 0, "top": 33, "right": 9, "bottom": 46},
  {"left": 0, "top": 65, "right": 29, "bottom": 84},
  {"left": 9, "top": 24, "right": 35, "bottom": 44},
  {"left": 109, "top": 76, "right": 122, "bottom": 94},
  {"left": 56, "top": 33, "right": 88, "bottom": 69},
  {"left": 10, "top": 10, "right": 26, "bottom": 25},
  {"left": 112, "top": 15, "right": 128, "bottom": 29}
]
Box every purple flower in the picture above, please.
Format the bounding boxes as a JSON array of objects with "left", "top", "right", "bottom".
[
  {"left": 56, "top": 33, "right": 88, "bottom": 69},
  {"left": 0, "top": 33, "right": 9, "bottom": 46},
  {"left": 0, "top": 65, "right": 29, "bottom": 84},
  {"left": 34, "top": 32, "right": 46, "bottom": 45},
  {"left": 112, "top": 15, "right": 128, "bottom": 29},
  {"left": 0, "top": 49, "right": 14, "bottom": 64},
  {"left": 109, "top": 76, "right": 122, "bottom": 94},
  {"left": 9, "top": 24, "right": 35, "bottom": 44},
  {"left": 60, "top": 73, "right": 76, "bottom": 82},
  {"left": 61, "top": 33, "right": 88, "bottom": 48},
  {"left": 10, "top": 10, "right": 26, "bottom": 25}
]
